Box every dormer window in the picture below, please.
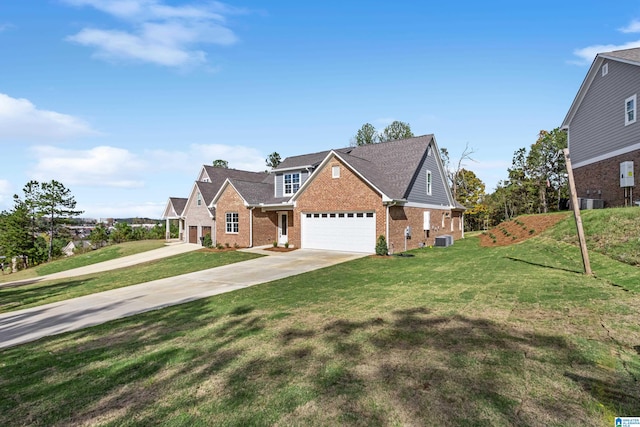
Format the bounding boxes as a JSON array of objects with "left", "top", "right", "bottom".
[{"left": 284, "top": 173, "right": 300, "bottom": 195}]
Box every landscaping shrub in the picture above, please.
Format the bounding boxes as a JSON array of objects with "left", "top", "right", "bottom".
[{"left": 375, "top": 235, "right": 388, "bottom": 256}]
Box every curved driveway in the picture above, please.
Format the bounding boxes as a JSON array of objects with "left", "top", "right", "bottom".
[{"left": 0, "top": 247, "right": 367, "bottom": 349}]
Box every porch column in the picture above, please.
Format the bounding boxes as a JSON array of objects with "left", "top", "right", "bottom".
[{"left": 165, "top": 218, "right": 170, "bottom": 241}]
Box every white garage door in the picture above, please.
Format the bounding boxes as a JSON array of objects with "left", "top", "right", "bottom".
[{"left": 301, "top": 211, "right": 376, "bottom": 253}]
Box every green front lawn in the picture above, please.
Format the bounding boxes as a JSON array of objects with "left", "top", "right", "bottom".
[
  {"left": 0, "top": 240, "right": 168, "bottom": 284},
  {"left": 0, "top": 250, "right": 261, "bottom": 314},
  {"left": 1, "top": 234, "right": 638, "bottom": 426}
]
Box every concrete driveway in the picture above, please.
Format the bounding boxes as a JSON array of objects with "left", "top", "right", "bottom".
[{"left": 0, "top": 248, "right": 367, "bottom": 349}]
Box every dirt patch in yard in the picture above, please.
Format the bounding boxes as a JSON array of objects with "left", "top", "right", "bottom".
[
  {"left": 265, "top": 247, "right": 297, "bottom": 252},
  {"left": 478, "top": 213, "right": 569, "bottom": 247}
]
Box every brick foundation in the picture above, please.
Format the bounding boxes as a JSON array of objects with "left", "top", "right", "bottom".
[{"left": 573, "top": 149, "right": 640, "bottom": 207}]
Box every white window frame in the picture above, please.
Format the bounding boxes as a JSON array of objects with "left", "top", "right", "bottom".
[
  {"left": 426, "top": 170, "right": 433, "bottom": 196},
  {"left": 196, "top": 192, "right": 202, "bottom": 206},
  {"left": 284, "top": 173, "right": 301, "bottom": 196},
  {"left": 625, "top": 94, "right": 637, "bottom": 126},
  {"left": 332, "top": 165, "right": 340, "bottom": 178},
  {"left": 225, "top": 212, "right": 239, "bottom": 234},
  {"left": 602, "top": 62, "right": 608, "bottom": 76}
]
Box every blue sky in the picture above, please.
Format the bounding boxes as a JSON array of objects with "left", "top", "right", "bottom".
[{"left": 1, "top": 0, "right": 640, "bottom": 219}]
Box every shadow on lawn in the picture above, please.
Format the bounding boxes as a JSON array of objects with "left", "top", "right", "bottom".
[
  {"left": 1, "top": 303, "right": 638, "bottom": 426},
  {"left": 0, "top": 279, "right": 91, "bottom": 313}
]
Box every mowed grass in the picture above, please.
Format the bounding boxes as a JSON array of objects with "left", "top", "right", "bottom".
[
  {"left": 1, "top": 233, "right": 639, "bottom": 426},
  {"left": 549, "top": 207, "right": 640, "bottom": 266},
  {"left": 0, "top": 240, "right": 168, "bottom": 284},
  {"left": 0, "top": 250, "right": 261, "bottom": 314}
]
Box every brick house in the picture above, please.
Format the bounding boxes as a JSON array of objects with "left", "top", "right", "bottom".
[
  {"left": 208, "top": 135, "right": 465, "bottom": 253},
  {"left": 162, "top": 166, "right": 268, "bottom": 244},
  {"left": 562, "top": 47, "right": 640, "bottom": 207}
]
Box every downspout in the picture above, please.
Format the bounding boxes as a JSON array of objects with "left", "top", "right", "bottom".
[
  {"left": 385, "top": 201, "right": 398, "bottom": 250},
  {"left": 249, "top": 207, "right": 255, "bottom": 248}
]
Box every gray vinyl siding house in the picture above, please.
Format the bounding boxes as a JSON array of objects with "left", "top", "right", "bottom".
[
  {"left": 406, "top": 147, "right": 451, "bottom": 206},
  {"left": 562, "top": 47, "right": 640, "bottom": 207}
]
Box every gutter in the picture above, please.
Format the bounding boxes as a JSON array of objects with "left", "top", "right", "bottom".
[{"left": 249, "top": 207, "right": 255, "bottom": 247}]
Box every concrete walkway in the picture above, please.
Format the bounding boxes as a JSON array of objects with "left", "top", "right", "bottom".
[{"left": 0, "top": 249, "right": 367, "bottom": 349}]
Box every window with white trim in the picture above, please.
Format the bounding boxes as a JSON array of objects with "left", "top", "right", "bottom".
[
  {"left": 602, "top": 63, "right": 608, "bottom": 76},
  {"left": 225, "top": 212, "right": 239, "bottom": 233},
  {"left": 332, "top": 165, "right": 340, "bottom": 178},
  {"left": 284, "top": 173, "right": 300, "bottom": 195},
  {"left": 426, "top": 170, "right": 433, "bottom": 196},
  {"left": 196, "top": 192, "right": 202, "bottom": 206},
  {"left": 625, "top": 94, "right": 636, "bottom": 126}
]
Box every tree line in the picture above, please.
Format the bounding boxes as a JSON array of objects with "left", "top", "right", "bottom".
[{"left": 0, "top": 180, "right": 167, "bottom": 270}]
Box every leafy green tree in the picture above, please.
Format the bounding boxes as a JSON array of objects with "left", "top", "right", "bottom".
[
  {"left": 89, "top": 223, "right": 109, "bottom": 248},
  {"left": 266, "top": 152, "right": 282, "bottom": 169},
  {"left": 378, "top": 120, "right": 414, "bottom": 142},
  {"left": 0, "top": 201, "right": 33, "bottom": 265},
  {"left": 109, "top": 222, "right": 132, "bottom": 244},
  {"left": 38, "top": 180, "right": 84, "bottom": 261},
  {"left": 212, "top": 159, "right": 229, "bottom": 168},
  {"left": 352, "top": 123, "right": 378, "bottom": 146},
  {"left": 455, "top": 169, "right": 487, "bottom": 231},
  {"left": 526, "top": 129, "right": 568, "bottom": 213}
]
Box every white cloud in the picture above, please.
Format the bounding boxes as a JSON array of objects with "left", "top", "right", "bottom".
[
  {"left": 29, "top": 146, "right": 145, "bottom": 188},
  {"left": 64, "top": 0, "right": 239, "bottom": 67},
  {"left": 149, "top": 143, "right": 266, "bottom": 173},
  {"left": 0, "top": 93, "right": 98, "bottom": 141},
  {"left": 619, "top": 19, "right": 640, "bottom": 34},
  {"left": 572, "top": 40, "right": 640, "bottom": 65}
]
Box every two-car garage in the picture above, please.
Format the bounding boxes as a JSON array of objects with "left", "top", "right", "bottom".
[{"left": 300, "top": 211, "right": 376, "bottom": 253}]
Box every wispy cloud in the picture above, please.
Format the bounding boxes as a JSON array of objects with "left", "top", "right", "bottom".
[
  {"left": 63, "top": 0, "right": 241, "bottom": 68},
  {"left": 0, "top": 93, "right": 98, "bottom": 141},
  {"left": 572, "top": 19, "right": 640, "bottom": 65},
  {"left": 572, "top": 40, "right": 640, "bottom": 65},
  {"left": 29, "top": 146, "right": 145, "bottom": 188},
  {"left": 619, "top": 19, "right": 640, "bottom": 34},
  {"left": 148, "top": 143, "right": 266, "bottom": 173}
]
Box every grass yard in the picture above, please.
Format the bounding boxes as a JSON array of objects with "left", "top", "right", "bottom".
[
  {"left": 0, "top": 250, "right": 261, "bottom": 314},
  {"left": 1, "top": 227, "right": 638, "bottom": 426},
  {"left": 0, "top": 240, "right": 168, "bottom": 284}
]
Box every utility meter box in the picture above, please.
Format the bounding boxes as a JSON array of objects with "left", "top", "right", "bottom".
[{"left": 620, "top": 161, "right": 635, "bottom": 187}]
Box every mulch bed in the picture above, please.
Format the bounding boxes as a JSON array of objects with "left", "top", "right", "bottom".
[
  {"left": 265, "top": 247, "right": 297, "bottom": 252},
  {"left": 478, "top": 212, "right": 569, "bottom": 247}
]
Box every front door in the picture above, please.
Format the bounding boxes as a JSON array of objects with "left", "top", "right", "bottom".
[{"left": 278, "top": 213, "right": 288, "bottom": 245}]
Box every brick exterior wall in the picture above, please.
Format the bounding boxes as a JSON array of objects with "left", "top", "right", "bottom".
[
  {"left": 215, "top": 185, "right": 251, "bottom": 248},
  {"left": 388, "top": 206, "right": 463, "bottom": 252},
  {"left": 252, "top": 210, "right": 278, "bottom": 247},
  {"left": 573, "top": 149, "right": 640, "bottom": 207},
  {"left": 292, "top": 157, "right": 386, "bottom": 248},
  {"left": 183, "top": 188, "right": 215, "bottom": 244}
]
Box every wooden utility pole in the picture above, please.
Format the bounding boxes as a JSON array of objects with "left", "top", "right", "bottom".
[{"left": 563, "top": 148, "right": 592, "bottom": 275}]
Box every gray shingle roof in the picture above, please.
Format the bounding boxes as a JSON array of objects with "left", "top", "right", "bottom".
[
  {"left": 195, "top": 181, "right": 219, "bottom": 206},
  {"left": 340, "top": 135, "right": 434, "bottom": 199},
  {"left": 202, "top": 166, "right": 269, "bottom": 189},
  {"left": 273, "top": 148, "right": 352, "bottom": 171},
  {"left": 601, "top": 47, "right": 640, "bottom": 64},
  {"left": 228, "top": 179, "right": 275, "bottom": 205},
  {"left": 169, "top": 197, "right": 187, "bottom": 216}
]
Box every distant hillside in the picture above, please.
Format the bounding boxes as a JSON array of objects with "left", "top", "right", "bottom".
[{"left": 547, "top": 207, "right": 640, "bottom": 266}]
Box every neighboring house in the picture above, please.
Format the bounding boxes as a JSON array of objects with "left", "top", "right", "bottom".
[
  {"left": 163, "top": 166, "right": 268, "bottom": 244},
  {"left": 209, "top": 135, "right": 464, "bottom": 253},
  {"left": 562, "top": 47, "right": 640, "bottom": 207},
  {"left": 162, "top": 197, "right": 187, "bottom": 240}
]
